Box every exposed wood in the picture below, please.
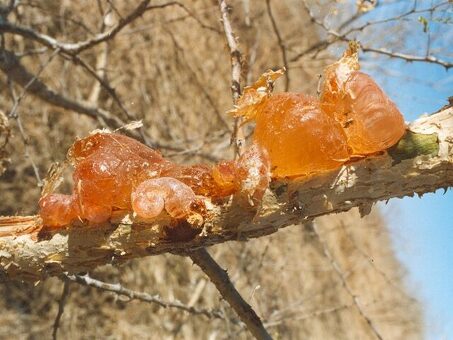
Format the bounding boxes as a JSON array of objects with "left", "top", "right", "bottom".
[{"left": 0, "top": 108, "right": 452, "bottom": 282}]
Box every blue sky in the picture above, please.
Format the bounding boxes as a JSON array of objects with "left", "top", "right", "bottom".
[
  {"left": 376, "top": 57, "right": 452, "bottom": 338},
  {"left": 338, "top": 2, "right": 453, "bottom": 338}
]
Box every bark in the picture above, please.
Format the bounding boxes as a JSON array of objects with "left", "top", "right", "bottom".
[{"left": 0, "top": 107, "right": 452, "bottom": 282}]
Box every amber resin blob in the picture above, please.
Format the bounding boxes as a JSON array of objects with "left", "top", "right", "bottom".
[
  {"left": 232, "top": 43, "right": 406, "bottom": 177},
  {"left": 320, "top": 42, "right": 406, "bottom": 156},
  {"left": 250, "top": 93, "right": 349, "bottom": 177},
  {"left": 39, "top": 133, "right": 270, "bottom": 227},
  {"left": 231, "top": 71, "right": 349, "bottom": 178}
]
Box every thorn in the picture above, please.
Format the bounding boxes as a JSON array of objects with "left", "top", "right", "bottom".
[{"left": 358, "top": 203, "right": 372, "bottom": 217}]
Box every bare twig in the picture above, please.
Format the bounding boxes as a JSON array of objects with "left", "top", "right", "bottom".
[
  {"left": 311, "top": 221, "right": 383, "bottom": 340},
  {"left": 189, "top": 248, "right": 272, "bottom": 340},
  {"left": 65, "top": 273, "right": 225, "bottom": 320},
  {"left": 8, "top": 49, "right": 60, "bottom": 119},
  {"left": 0, "top": 49, "right": 121, "bottom": 126},
  {"left": 0, "top": 0, "right": 18, "bottom": 18},
  {"left": 290, "top": 38, "right": 333, "bottom": 62},
  {"left": 218, "top": 0, "right": 245, "bottom": 157},
  {"left": 0, "top": 1, "right": 220, "bottom": 53},
  {"left": 340, "top": 222, "right": 418, "bottom": 303},
  {"left": 88, "top": 43, "right": 108, "bottom": 105},
  {"left": 360, "top": 46, "right": 452, "bottom": 70},
  {"left": 52, "top": 279, "right": 70, "bottom": 340},
  {"left": 265, "top": 303, "right": 352, "bottom": 328},
  {"left": 6, "top": 49, "right": 60, "bottom": 186},
  {"left": 300, "top": 0, "right": 453, "bottom": 70},
  {"left": 0, "top": 49, "right": 205, "bottom": 154},
  {"left": 0, "top": 1, "right": 151, "bottom": 54},
  {"left": 165, "top": 28, "right": 231, "bottom": 131},
  {"left": 147, "top": 2, "right": 221, "bottom": 34},
  {"left": 265, "top": 0, "right": 290, "bottom": 91},
  {"left": 342, "top": 1, "right": 449, "bottom": 36}
]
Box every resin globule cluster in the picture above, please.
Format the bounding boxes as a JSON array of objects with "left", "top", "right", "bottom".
[
  {"left": 39, "top": 134, "right": 270, "bottom": 227},
  {"left": 39, "top": 44, "right": 406, "bottom": 227},
  {"left": 231, "top": 42, "right": 406, "bottom": 177}
]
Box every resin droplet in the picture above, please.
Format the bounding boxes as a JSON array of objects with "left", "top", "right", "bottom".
[
  {"left": 132, "top": 177, "right": 196, "bottom": 219},
  {"left": 241, "top": 93, "right": 349, "bottom": 178},
  {"left": 321, "top": 42, "right": 406, "bottom": 155}
]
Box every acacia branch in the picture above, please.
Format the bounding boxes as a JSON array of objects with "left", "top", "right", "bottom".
[
  {"left": 0, "top": 49, "right": 212, "bottom": 154},
  {"left": 0, "top": 49, "right": 120, "bottom": 125},
  {"left": 0, "top": 108, "right": 452, "bottom": 282},
  {"left": 265, "top": 0, "right": 290, "bottom": 91},
  {"left": 0, "top": 1, "right": 151, "bottom": 55},
  {"left": 311, "top": 221, "right": 383, "bottom": 340},
  {"left": 188, "top": 249, "right": 272, "bottom": 339},
  {"left": 52, "top": 279, "right": 70, "bottom": 340},
  {"left": 218, "top": 0, "right": 245, "bottom": 157},
  {"left": 299, "top": 1, "right": 453, "bottom": 70},
  {"left": 65, "top": 273, "right": 226, "bottom": 320}
]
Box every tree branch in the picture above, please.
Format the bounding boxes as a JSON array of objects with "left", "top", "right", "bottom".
[
  {"left": 52, "top": 279, "right": 70, "bottom": 340},
  {"left": 0, "top": 49, "right": 122, "bottom": 126},
  {"left": 218, "top": 0, "right": 245, "bottom": 157},
  {"left": 265, "top": 0, "right": 290, "bottom": 91},
  {"left": 188, "top": 248, "right": 272, "bottom": 339},
  {"left": 0, "top": 108, "right": 452, "bottom": 282},
  {"left": 0, "top": 49, "right": 211, "bottom": 154},
  {"left": 300, "top": 1, "right": 453, "bottom": 70},
  {"left": 65, "top": 273, "right": 225, "bottom": 320},
  {"left": 310, "top": 221, "right": 383, "bottom": 340},
  {"left": 0, "top": 1, "right": 151, "bottom": 55}
]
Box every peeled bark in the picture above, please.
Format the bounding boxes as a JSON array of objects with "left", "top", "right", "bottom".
[{"left": 0, "top": 107, "right": 452, "bottom": 282}]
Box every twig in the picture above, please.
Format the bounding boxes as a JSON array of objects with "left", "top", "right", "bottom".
[
  {"left": 0, "top": 0, "right": 18, "bottom": 18},
  {"left": 0, "top": 1, "right": 220, "bottom": 53},
  {"left": 340, "top": 222, "right": 418, "bottom": 303},
  {"left": 189, "top": 248, "right": 272, "bottom": 340},
  {"left": 290, "top": 39, "right": 333, "bottom": 62},
  {"left": 147, "top": 1, "right": 221, "bottom": 34},
  {"left": 63, "top": 52, "right": 154, "bottom": 147},
  {"left": 0, "top": 49, "right": 207, "bottom": 155},
  {"left": 165, "top": 28, "right": 231, "bottom": 131},
  {"left": 0, "top": 1, "right": 151, "bottom": 55},
  {"left": 311, "top": 221, "right": 384, "bottom": 340},
  {"left": 265, "top": 0, "right": 290, "bottom": 91},
  {"left": 8, "top": 49, "right": 60, "bottom": 119},
  {"left": 360, "top": 46, "right": 452, "bottom": 70},
  {"left": 88, "top": 43, "right": 108, "bottom": 105},
  {"left": 0, "top": 49, "right": 121, "bottom": 126},
  {"left": 300, "top": 0, "right": 453, "bottom": 70},
  {"left": 342, "top": 1, "right": 449, "bottom": 36},
  {"left": 66, "top": 273, "right": 226, "bottom": 320},
  {"left": 6, "top": 49, "right": 60, "bottom": 186},
  {"left": 265, "top": 303, "right": 352, "bottom": 328},
  {"left": 52, "top": 279, "right": 70, "bottom": 340},
  {"left": 218, "top": 0, "right": 245, "bottom": 157}
]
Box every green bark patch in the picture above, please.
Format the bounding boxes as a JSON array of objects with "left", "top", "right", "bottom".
[{"left": 388, "top": 130, "right": 439, "bottom": 164}]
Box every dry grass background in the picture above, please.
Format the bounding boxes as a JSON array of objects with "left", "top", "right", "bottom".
[{"left": 0, "top": 1, "right": 422, "bottom": 339}]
